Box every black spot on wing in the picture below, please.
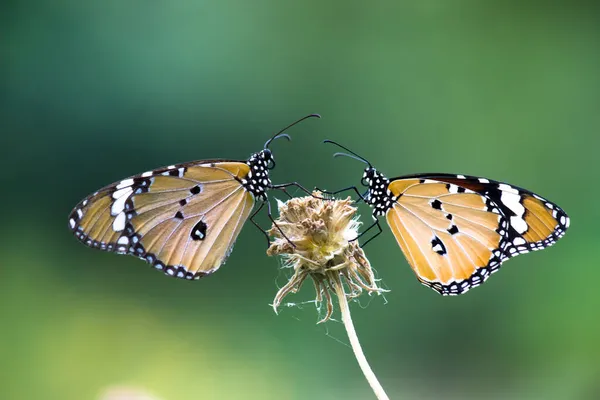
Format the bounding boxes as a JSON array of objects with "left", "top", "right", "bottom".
[
  {"left": 447, "top": 225, "right": 459, "bottom": 235},
  {"left": 191, "top": 220, "right": 207, "bottom": 241},
  {"left": 430, "top": 236, "right": 447, "bottom": 255},
  {"left": 431, "top": 199, "right": 442, "bottom": 210}
]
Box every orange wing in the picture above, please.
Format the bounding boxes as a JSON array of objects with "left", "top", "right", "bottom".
[
  {"left": 68, "top": 161, "right": 255, "bottom": 279},
  {"left": 385, "top": 174, "right": 569, "bottom": 295}
]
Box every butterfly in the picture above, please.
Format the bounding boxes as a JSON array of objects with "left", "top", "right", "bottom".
[
  {"left": 321, "top": 140, "right": 570, "bottom": 295},
  {"left": 68, "top": 115, "right": 320, "bottom": 280}
]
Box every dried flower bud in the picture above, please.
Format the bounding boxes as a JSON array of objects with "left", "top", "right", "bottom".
[{"left": 267, "top": 193, "right": 385, "bottom": 323}]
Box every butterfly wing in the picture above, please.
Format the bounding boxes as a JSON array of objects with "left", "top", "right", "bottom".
[
  {"left": 68, "top": 161, "right": 255, "bottom": 279},
  {"left": 385, "top": 174, "right": 569, "bottom": 295}
]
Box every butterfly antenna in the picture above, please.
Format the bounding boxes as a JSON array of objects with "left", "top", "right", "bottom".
[
  {"left": 264, "top": 114, "right": 321, "bottom": 149},
  {"left": 323, "top": 140, "right": 372, "bottom": 168}
]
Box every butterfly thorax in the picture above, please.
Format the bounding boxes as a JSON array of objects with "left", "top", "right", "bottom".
[
  {"left": 242, "top": 150, "right": 273, "bottom": 201},
  {"left": 363, "top": 168, "right": 395, "bottom": 216}
]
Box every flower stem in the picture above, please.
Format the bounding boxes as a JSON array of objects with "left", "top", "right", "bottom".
[{"left": 333, "top": 278, "right": 390, "bottom": 400}]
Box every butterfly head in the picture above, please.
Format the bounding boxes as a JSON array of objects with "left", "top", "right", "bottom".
[
  {"left": 261, "top": 148, "right": 275, "bottom": 169},
  {"left": 361, "top": 167, "right": 379, "bottom": 186},
  {"left": 322, "top": 140, "right": 395, "bottom": 216}
]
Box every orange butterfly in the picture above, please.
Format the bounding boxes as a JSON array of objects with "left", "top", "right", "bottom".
[
  {"left": 68, "top": 115, "right": 320, "bottom": 280},
  {"left": 322, "top": 140, "right": 570, "bottom": 295}
]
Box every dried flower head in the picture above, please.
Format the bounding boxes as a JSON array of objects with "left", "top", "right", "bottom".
[
  {"left": 267, "top": 192, "right": 385, "bottom": 323},
  {"left": 268, "top": 192, "right": 391, "bottom": 399}
]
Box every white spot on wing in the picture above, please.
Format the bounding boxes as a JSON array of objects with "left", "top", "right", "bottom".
[
  {"left": 69, "top": 218, "right": 76, "bottom": 229},
  {"left": 498, "top": 183, "right": 518, "bottom": 194},
  {"left": 116, "top": 178, "right": 134, "bottom": 190},
  {"left": 510, "top": 216, "right": 528, "bottom": 234},
  {"left": 117, "top": 236, "right": 129, "bottom": 245},
  {"left": 142, "top": 171, "right": 153, "bottom": 177},
  {"left": 478, "top": 178, "right": 490, "bottom": 183},
  {"left": 111, "top": 193, "right": 130, "bottom": 215},
  {"left": 513, "top": 237, "right": 526, "bottom": 246},
  {"left": 113, "top": 212, "right": 126, "bottom": 232},
  {"left": 501, "top": 191, "right": 525, "bottom": 216},
  {"left": 112, "top": 187, "right": 133, "bottom": 200}
]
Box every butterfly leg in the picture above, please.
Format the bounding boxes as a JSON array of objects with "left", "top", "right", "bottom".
[
  {"left": 314, "top": 186, "right": 367, "bottom": 203},
  {"left": 271, "top": 182, "right": 318, "bottom": 198},
  {"left": 271, "top": 185, "right": 294, "bottom": 199},
  {"left": 266, "top": 199, "right": 297, "bottom": 248},
  {"left": 249, "top": 201, "right": 272, "bottom": 246},
  {"left": 351, "top": 219, "right": 382, "bottom": 248}
]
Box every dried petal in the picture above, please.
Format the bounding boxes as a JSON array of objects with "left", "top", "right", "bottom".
[{"left": 267, "top": 192, "right": 386, "bottom": 323}]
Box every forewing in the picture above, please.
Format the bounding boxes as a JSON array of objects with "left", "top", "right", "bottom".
[
  {"left": 68, "top": 161, "right": 255, "bottom": 279},
  {"left": 386, "top": 174, "right": 569, "bottom": 295}
]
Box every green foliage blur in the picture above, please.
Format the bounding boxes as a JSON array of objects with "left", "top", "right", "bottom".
[{"left": 2, "top": 1, "right": 599, "bottom": 399}]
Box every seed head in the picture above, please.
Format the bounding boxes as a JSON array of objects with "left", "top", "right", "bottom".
[{"left": 267, "top": 193, "right": 385, "bottom": 323}]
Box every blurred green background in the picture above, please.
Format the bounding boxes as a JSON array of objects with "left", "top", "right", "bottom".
[{"left": 2, "top": 1, "right": 599, "bottom": 399}]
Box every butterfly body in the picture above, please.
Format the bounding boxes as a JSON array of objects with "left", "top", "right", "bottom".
[
  {"left": 362, "top": 167, "right": 395, "bottom": 216},
  {"left": 361, "top": 168, "right": 569, "bottom": 295},
  {"left": 69, "top": 114, "right": 320, "bottom": 281}
]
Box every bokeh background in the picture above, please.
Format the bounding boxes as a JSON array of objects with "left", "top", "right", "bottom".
[{"left": 2, "top": 1, "right": 599, "bottom": 399}]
